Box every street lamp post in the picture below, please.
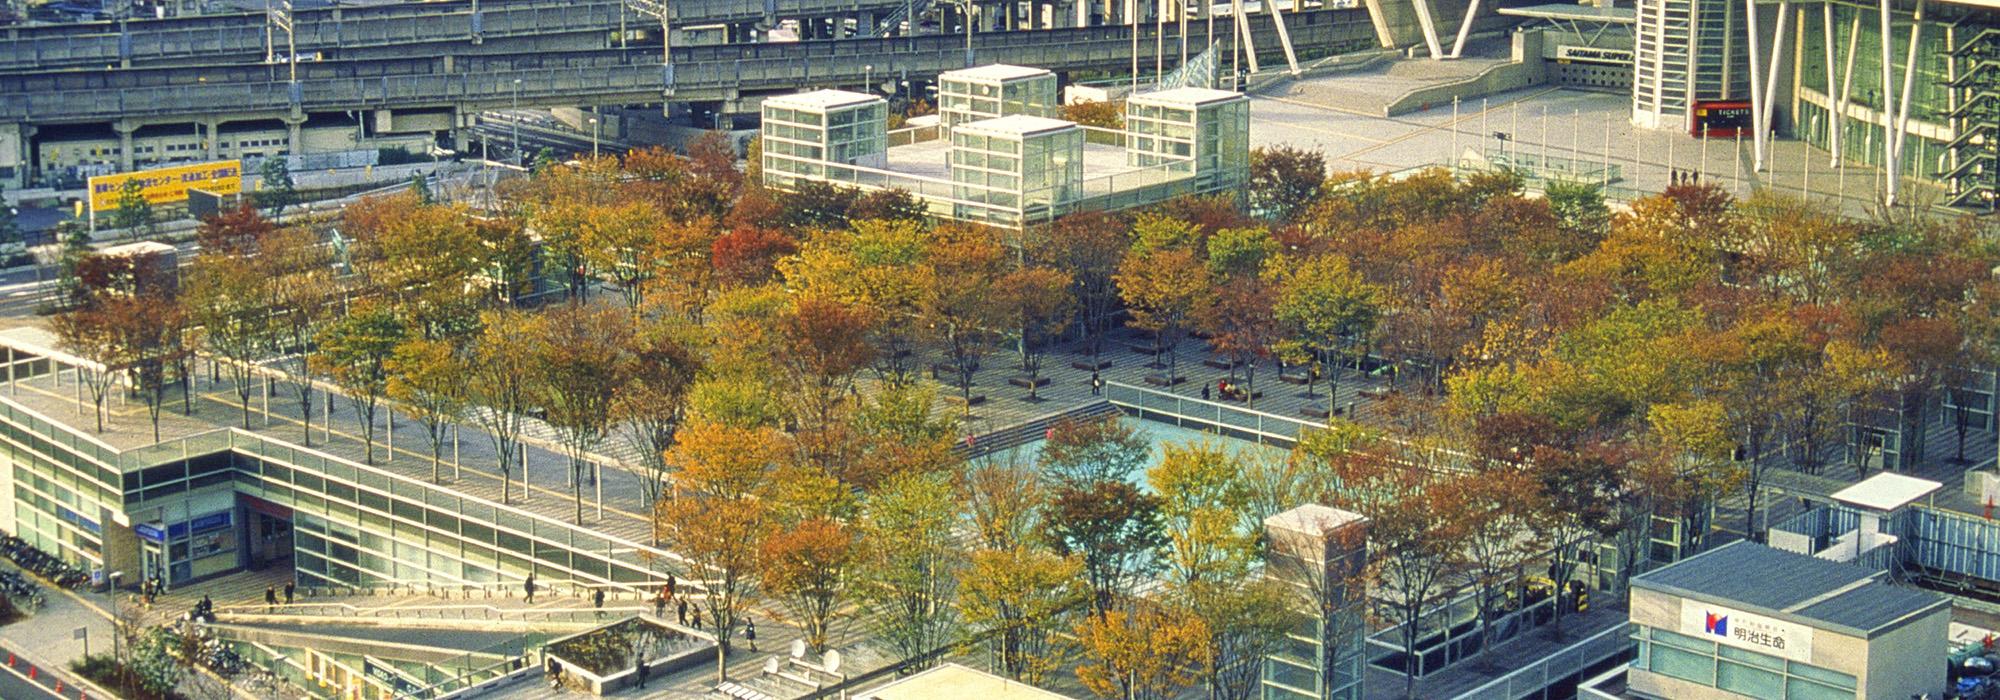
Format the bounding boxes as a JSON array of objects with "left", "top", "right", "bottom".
[
  {"left": 511, "top": 79, "right": 522, "bottom": 167},
  {"left": 589, "top": 116, "right": 600, "bottom": 158},
  {"left": 108, "top": 571, "right": 123, "bottom": 660},
  {"left": 865, "top": 64, "right": 874, "bottom": 93}
]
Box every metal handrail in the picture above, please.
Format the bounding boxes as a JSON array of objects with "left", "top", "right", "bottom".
[{"left": 1449, "top": 621, "right": 1632, "bottom": 700}]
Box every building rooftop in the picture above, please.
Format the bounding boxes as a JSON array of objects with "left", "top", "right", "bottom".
[
  {"left": 858, "top": 663, "right": 1075, "bottom": 700},
  {"left": 956, "top": 115, "right": 1077, "bottom": 138},
  {"left": 764, "top": 89, "right": 881, "bottom": 111},
  {"left": 1265, "top": 503, "right": 1367, "bottom": 536},
  {"left": 1495, "top": 3, "right": 1635, "bottom": 23},
  {"left": 1131, "top": 86, "right": 1247, "bottom": 107},
  {"left": 1634, "top": 541, "right": 1946, "bottom": 637},
  {"left": 940, "top": 63, "right": 1053, "bottom": 83},
  {"left": 1830, "top": 472, "right": 1942, "bottom": 512}
]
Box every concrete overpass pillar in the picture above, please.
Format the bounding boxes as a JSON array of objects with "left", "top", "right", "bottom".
[
  {"left": 203, "top": 119, "right": 223, "bottom": 160},
  {"left": 283, "top": 116, "right": 305, "bottom": 155},
  {"left": 113, "top": 120, "right": 137, "bottom": 172}
]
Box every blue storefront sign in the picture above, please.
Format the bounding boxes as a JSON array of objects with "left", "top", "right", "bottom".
[
  {"left": 134, "top": 523, "right": 166, "bottom": 543},
  {"left": 169, "top": 511, "right": 231, "bottom": 539}
]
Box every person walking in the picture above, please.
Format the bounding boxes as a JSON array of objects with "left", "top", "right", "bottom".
[
  {"left": 635, "top": 653, "right": 649, "bottom": 689},
  {"left": 1090, "top": 370, "right": 1101, "bottom": 395},
  {"left": 547, "top": 659, "right": 563, "bottom": 689},
  {"left": 265, "top": 585, "right": 277, "bottom": 613},
  {"left": 690, "top": 606, "right": 703, "bottom": 630},
  {"left": 524, "top": 573, "right": 537, "bottom": 603},
  {"left": 677, "top": 596, "right": 688, "bottom": 625},
  {"left": 283, "top": 580, "right": 295, "bottom": 605},
  {"left": 592, "top": 588, "right": 605, "bottom": 619},
  {"left": 653, "top": 588, "right": 667, "bottom": 618},
  {"left": 1201, "top": 383, "right": 1210, "bottom": 401},
  {"left": 744, "top": 619, "right": 757, "bottom": 652},
  {"left": 665, "top": 573, "right": 676, "bottom": 599}
]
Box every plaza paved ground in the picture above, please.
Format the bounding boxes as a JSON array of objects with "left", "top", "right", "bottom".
[{"left": 1249, "top": 75, "right": 1932, "bottom": 220}]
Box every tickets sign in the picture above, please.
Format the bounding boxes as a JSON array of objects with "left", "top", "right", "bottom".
[{"left": 88, "top": 160, "right": 242, "bottom": 212}]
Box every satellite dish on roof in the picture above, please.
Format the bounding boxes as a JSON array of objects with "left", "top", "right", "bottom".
[
  {"left": 790, "top": 640, "right": 807, "bottom": 659},
  {"left": 823, "top": 650, "right": 842, "bottom": 674}
]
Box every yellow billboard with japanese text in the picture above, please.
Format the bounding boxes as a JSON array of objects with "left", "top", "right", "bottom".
[{"left": 88, "top": 160, "right": 243, "bottom": 213}]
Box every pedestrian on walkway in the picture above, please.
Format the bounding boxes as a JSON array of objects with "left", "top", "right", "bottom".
[
  {"left": 524, "top": 573, "right": 537, "bottom": 603},
  {"left": 593, "top": 588, "right": 605, "bottom": 619},
  {"left": 1201, "top": 383, "right": 1210, "bottom": 401},
  {"left": 547, "top": 659, "right": 564, "bottom": 689},
  {"left": 1090, "top": 370, "right": 1101, "bottom": 395},
  {"left": 653, "top": 589, "right": 667, "bottom": 618},
  {"left": 665, "top": 573, "right": 676, "bottom": 599},
  {"left": 200, "top": 594, "right": 213, "bottom": 622},
  {"left": 265, "top": 585, "right": 277, "bottom": 613},
  {"left": 635, "top": 653, "right": 649, "bottom": 689},
  {"left": 677, "top": 596, "right": 688, "bottom": 625},
  {"left": 284, "top": 580, "right": 295, "bottom": 605},
  {"left": 744, "top": 619, "right": 757, "bottom": 652},
  {"left": 690, "top": 606, "right": 703, "bottom": 630}
]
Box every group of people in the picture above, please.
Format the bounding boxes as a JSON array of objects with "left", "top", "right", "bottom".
[{"left": 264, "top": 581, "right": 296, "bottom": 612}]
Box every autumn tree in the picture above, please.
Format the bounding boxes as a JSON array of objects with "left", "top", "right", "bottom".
[
  {"left": 311, "top": 302, "right": 407, "bottom": 463},
  {"left": 761, "top": 517, "right": 856, "bottom": 653},
  {"left": 919, "top": 224, "right": 1013, "bottom": 415},
  {"left": 1199, "top": 276, "right": 1279, "bottom": 406},
  {"left": 524, "top": 304, "right": 633, "bottom": 524},
  {"left": 386, "top": 337, "right": 469, "bottom": 482},
  {"left": 776, "top": 296, "right": 876, "bottom": 440},
  {"left": 612, "top": 319, "right": 701, "bottom": 507},
  {"left": 1248, "top": 146, "right": 1327, "bottom": 224},
  {"left": 1117, "top": 245, "right": 1208, "bottom": 385},
  {"left": 998, "top": 265, "right": 1075, "bottom": 400},
  {"left": 656, "top": 419, "right": 790, "bottom": 682},
  {"left": 259, "top": 225, "right": 339, "bottom": 447},
  {"left": 963, "top": 449, "right": 1047, "bottom": 550},
  {"left": 1044, "top": 479, "right": 1166, "bottom": 616},
  {"left": 962, "top": 547, "right": 1088, "bottom": 683},
  {"left": 1073, "top": 602, "right": 1207, "bottom": 700},
  {"left": 1269, "top": 255, "right": 1381, "bottom": 408},
  {"left": 184, "top": 207, "right": 278, "bottom": 427},
  {"left": 1041, "top": 211, "right": 1130, "bottom": 363},
  {"left": 1436, "top": 468, "right": 1538, "bottom": 664},
  {"left": 855, "top": 470, "right": 965, "bottom": 663},
  {"left": 1040, "top": 416, "right": 1152, "bottom": 488},
  {"left": 781, "top": 219, "right": 931, "bottom": 382},
  {"left": 466, "top": 311, "right": 536, "bottom": 503}
]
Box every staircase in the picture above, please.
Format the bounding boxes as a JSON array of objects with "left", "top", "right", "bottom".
[
  {"left": 957, "top": 401, "right": 1119, "bottom": 459},
  {"left": 1945, "top": 25, "right": 1997, "bottom": 209}
]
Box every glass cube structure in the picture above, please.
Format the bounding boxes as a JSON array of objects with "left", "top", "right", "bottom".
[
  {"left": 760, "top": 89, "right": 888, "bottom": 189},
  {"left": 1125, "top": 87, "right": 1251, "bottom": 190},
  {"left": 949, "top": 115, "right": 1083, "bottom": 227},
  {"left": 939, "top": 64, "right": 1060, "bottom": 132}
]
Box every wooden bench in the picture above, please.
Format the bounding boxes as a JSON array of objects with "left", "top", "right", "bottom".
[
  {"left": 1008, "top": 377, "right": 1051, "bottom": 389},
  {"left": 1203, "top": 357, "right": 1240, "bottom": 370},
  {"left": 1278, "top": 373, "right": 1311, "bottom": 385},
  {"left": 1300, "top": 404, "right": 1330, "bottom": 419},
  {"left": 1143, "top": 374, "right": 1186, "bottom": 387},
  {"left": 1072, "top": 359, "right": 1113, "bottom": 371},
  {"left": 1359, "top": 388, "right": 1393, "bottom": 400},
  {"left": 1126, "top": 342, "right": 1167, "bottom": 355},
  {"left": 952, "top": 394, "right": 987, "bottom": 406}
]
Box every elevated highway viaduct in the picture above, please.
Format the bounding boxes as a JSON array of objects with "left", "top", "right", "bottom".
[
  {"left": 0, "top": 7, "right": 1374, "bottom": 183},
  {"left": 0, "top": 0, "right": 915, "bottom": 72}
]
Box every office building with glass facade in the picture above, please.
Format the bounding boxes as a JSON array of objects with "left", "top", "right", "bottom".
[
  {"left": 1627, "top": 541, "right": 1946, "bottom": 700},
  {"left": 1625, "top": 0, "right": 1996, "bottom": 206},
  {"left": 937, "top": 64, "right": 1060, "bottom": 132}
]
